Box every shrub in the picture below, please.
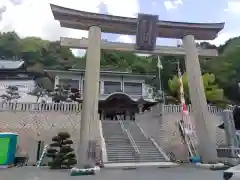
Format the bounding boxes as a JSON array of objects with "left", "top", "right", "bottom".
[{"left": 46, "top": 132, "right": 77, "bottom": 169}]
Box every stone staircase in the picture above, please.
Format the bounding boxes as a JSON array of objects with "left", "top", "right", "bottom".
[
  {"left": 102, "top": 121, "right": 137, "bottom": 163},
  {"left": 122, "top": 121, "right": 167, "bottom": 162}
]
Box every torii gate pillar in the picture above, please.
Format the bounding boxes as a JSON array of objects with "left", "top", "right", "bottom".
[
  {"left": 183, "top": 34, "right": 217, "bottom": 162},
  {"left": 77, "top": 26, "right": 101, "bottom": 168}
]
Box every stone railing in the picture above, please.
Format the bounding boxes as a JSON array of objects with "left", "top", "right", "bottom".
[
  {"left": 0, "top": 102, "right": 233, "bottom": 115},
  {"left": 0, "top": 102, "right": 82, "bottom": 112},
  {"left": 163, "top": 104, "right": 233, "bottom": 115}
]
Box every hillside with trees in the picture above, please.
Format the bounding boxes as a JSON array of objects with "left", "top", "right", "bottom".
[{"left": 1, "top": 31, "right": 240, "bottom": 105}]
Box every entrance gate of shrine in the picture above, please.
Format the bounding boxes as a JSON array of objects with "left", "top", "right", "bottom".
[{"left": 50, "top": 4, "right": 225, "bottom": 165}]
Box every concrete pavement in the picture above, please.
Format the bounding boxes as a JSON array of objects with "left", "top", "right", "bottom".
[
  {"left": 104, "top": 162, "right": 179, "bottom": 169},
  {"left": 0, "top": 166, "right": 224, "bottom": 180}
]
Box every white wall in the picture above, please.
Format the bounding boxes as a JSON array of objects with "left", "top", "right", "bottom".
[{"left": 55, "top": 73, "right": 154, "bottom": 99}]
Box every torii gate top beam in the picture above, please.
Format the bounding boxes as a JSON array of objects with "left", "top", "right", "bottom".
[{"left": 50, "top": 4, "right": 224, "bottom": 41}]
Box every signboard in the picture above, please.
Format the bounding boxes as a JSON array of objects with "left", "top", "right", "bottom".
[
  {"left": 135, "top": 13, "right": 158, "bottom": 51},
  {"left": 0, "top": 138, "right": 10, "bottom": 165}
]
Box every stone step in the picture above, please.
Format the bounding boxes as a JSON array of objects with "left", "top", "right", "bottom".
[
  {"left": 107, "top": 156, "right": 135, "bottom": 158},
  {"left": 139, "top": 154, "right": 163, "bottom": 157},
  {"left": 139, "top": 157, "right": 166, "bottom": 160},
  {"left": 134, "top": 145, "right": 156, "bottom": 147},
  {"left": 107, "top": 148, "right": 134, "bottom": 150},
  {"left": 102, "top": 129, "right": 123, "bottom": 131},
  {"left": 106, "top": 139, "right": 129, "bottom": 141},
  {"left": 107, "top": 157, "right": 136, "bottom": 160},
  {"left": 106, "top": 143, "right": 131, "bottom": 145},
  {"left": 133, "top": 142, "right": 155, "bottom": 144},
  {"left": 130, "top": 137, "right": 149, "bottom": 139},
  {"left": 135, "top": 146, "right": 158, "bottom": 149},
  {"left": 107, "top": 152, "right": 134, "bottom": 155},
  {"left": 108, "top": 158, "right": 136, "bottom": 161},
  {"left": 106, "top": 140, "right": 129, "bottom": 142},
  {"left": 108, "top": 155, "right": 134, "bottom": 158},
  {"left": 106, "top": 141, "right": 130, "bottom": 143},
  {"left": 103, "top": 133, "right": 125, "bottom": 135},
  {"left": 107, "top": 149, "right": 134, "bottom": 152},
  {"left": 107, "top": 159, "right": 137, "bottom": 163},
  {"left": 134, "top": 146, "right": 158, "bottom": 149},
  {"left": 136, "top": 159, "right": 166, "bottom": 162},
  {"left": 107, "top": 148, "right": 133, "bottom": 150},
  {"left": 138, "top": 150, "right": 161, "bottom": 153},
  {"left": 107, "top": 143, "right": 131, "bottom": 145},
  {"left": 138, "top": 148, "right": 160, "bottom": 151},
  {"left": 107, "top": 149, "right": 134, "bottom": 151},
  {"left": 107, "top": 145, "right": 133, "bottom": 147},
  {"left": 105, "top": 137, "right": 128, "bottom": 139},
  {"left": 103, "top": 121, "right": 167, "bottom": 163},
  {"left": 107, "top": 143, "right": 131, "bottom": 146}
]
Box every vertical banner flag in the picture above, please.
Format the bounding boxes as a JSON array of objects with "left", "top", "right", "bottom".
[
  {"left": 157, "top": 56, "right": 163, "bottom": 69},
  {"left": 177, "top": 66, "right": 194, "bottom": 134}
]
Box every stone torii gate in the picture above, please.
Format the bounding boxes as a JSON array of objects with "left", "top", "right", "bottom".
[{"left": 50, "top": 4, "right": 224, "bottom": 166}]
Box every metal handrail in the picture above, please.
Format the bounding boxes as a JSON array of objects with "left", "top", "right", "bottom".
[
  {"left": 150, "top": 137, "right": 170, "bottom": 161},
  {"left": 135, "top": 122, "right": 169, "bottom": 160},
  {"left": 179, "top": 121, "right": 197, "bottom": 157},
  {"left": 119, "top": 120, "right": 140, "bottom": 155},
  {"left": 126, "top": 129, "right": 140, "bottom": 155}
]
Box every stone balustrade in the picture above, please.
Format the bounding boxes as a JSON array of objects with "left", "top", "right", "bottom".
[
  {"left": 163, "top": 104, "right": 233, "bottom": 115},
  {"left": 0, "top": 102, "right": 231, "bottom": 114},
  {"left": 0, "top": 102, "right": 82, "bottom": 112}
]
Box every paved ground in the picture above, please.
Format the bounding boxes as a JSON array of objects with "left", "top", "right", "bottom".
[{"left": 0, "top": 166, "right": 224, "bottom": 180}]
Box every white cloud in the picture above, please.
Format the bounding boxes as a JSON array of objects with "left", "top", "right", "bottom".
[
  {"left": 0, "top": 5, "right": 6, "bottom": 21},
  {"left": 0, "top": 0, "right": 139, "bottom": 41},
  {"left": 209, "top": 29, "right": 240, "bottom": 46},
  {"left": 197, "top": 32, "right": 235, "bottom": 46},
  {"left": 164, "top": 0, "right": 183, "bottom": 10},
  {"left": 116, "top": 35, "right": 134, "bottom": 43},
  {"left": 0, "top": 0, "right": 139, "bottom": 57},
  {"left": 210, "top": 32, "right": 233, "bottom": 46},
  {"left": 224, "top": 0, "right": 240, "bottom": 14}
]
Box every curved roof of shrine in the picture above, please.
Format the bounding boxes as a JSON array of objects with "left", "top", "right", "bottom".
[{"left": 50, "top": 4, "right": 224, "bottom": 40}]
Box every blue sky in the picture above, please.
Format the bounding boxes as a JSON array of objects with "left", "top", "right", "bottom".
[
  {"left": 98, "top": 0, "right": 240, "bottom": 50},
  {"left": 0, "top": 0, "right": 239, "bottom": 56}
]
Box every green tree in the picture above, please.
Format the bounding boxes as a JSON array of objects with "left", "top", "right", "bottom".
[
  {"left": 0, "top": 32, "right": 21, "bottom": 58},
  {"left": 28, "top": 86, "right": 47, "bottom": 102},
  {"left": 203, "top": 37, "right": 240, "bottom": 103},
  {"left": 2, "top": 31, "right": 240, "bottom": 103},
  {"left": 50, "top": 84, "right": 81, "bottom": 103},
  {"left": 50, "top": 84, "right": 72, "bottom": 103},
  {"left": 20, "top": 37, "right": 49, "bottom": 66},
  {"left": 168, "top": 73, "right": 225, "bottom": 105}
]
